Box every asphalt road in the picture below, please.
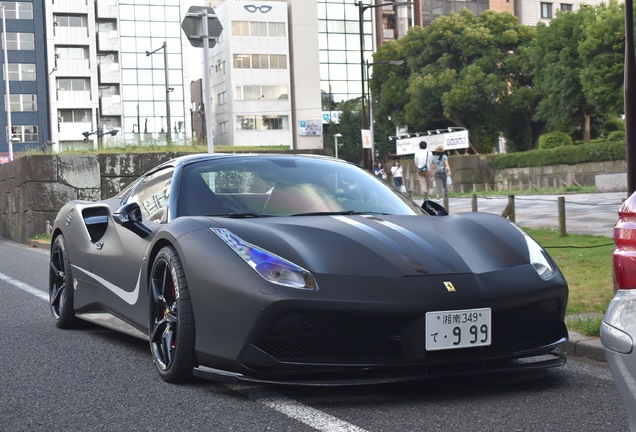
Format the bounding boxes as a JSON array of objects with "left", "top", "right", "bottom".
[{"left": 0, "top": 238, "right": 629, "bottom": 431}]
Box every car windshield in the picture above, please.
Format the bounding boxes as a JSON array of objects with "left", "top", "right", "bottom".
[{"left": 176, "top": 156, "right": 423, "bottom": 218}]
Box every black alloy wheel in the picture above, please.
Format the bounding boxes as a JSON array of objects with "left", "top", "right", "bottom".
[
  {"left": 49, "top": 235, "right": 77, "bottom": 328},
  {"left": 149, "top": 246, "right": 196, "bottom": 383}
]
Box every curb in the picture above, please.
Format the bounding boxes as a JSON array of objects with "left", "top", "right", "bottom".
[
  {"left": 564, "top": 330, "right": 605, "bottom": 362},
  {"left": 30, "top": 240, "right": 49, "bottom": 250}
]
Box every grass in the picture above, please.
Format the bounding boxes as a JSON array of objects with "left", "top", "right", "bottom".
[
  {"left": 525, "top": 227, "right": 614, "bottom": 336},
  {"left": 29, "top": 143, "right": 291, "bottom": 155},
  {"left": 448, "top": 185, "right": 596, "bottom": 198}
]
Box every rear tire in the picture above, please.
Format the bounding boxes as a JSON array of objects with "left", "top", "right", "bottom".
[
  {"left": 49, "top": 234, "right": 77, "bottom": 329},
  {"left": 149, "top": 246, "right": 196, "bottom": 383}
]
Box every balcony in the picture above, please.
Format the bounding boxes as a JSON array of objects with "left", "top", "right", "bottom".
[
  {"left": 98, "top": 63, "right": 121, "bottom": 84},
  {"left": 52, "top": 0, "right": 87, "bottom": 13},
  {"left": 56, "top": 90, "right": 92, "bottom": 109},
  {"left": 54, "top": 27, "right": 90, "bottom": 45},
  {"left": 100, "top": 95, "right": 122, "bottom": 116},
  {"left": 57, "top": 59, "right": 91, "bottom": 77},
  {"left": 58, "top": 122, "right": 93, "bottom": 142},
  {"left": 97, "top": 30, "right": 120, "bottom": 52},
  {"left": 96, "top": 0, "right": 119, "bottom": 19}
]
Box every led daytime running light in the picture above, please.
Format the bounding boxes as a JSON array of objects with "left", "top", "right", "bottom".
[{"left": 211, "top": 228, "right": 316, "bottom": 290}]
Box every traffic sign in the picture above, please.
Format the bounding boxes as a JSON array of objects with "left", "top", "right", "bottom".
[{"left": 181, "top": 6, "right": 223, "bottom": 48}]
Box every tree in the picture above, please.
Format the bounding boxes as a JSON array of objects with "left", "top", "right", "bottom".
[
  {"left": 578, "top": 1, "right": 625, "bottom": 122},
  {"left": 374, "top": 10, "right": 537, "bottom": 153},
  {"left": 532, "top": 6, "right": 597, "bottom": 143},
  {"left": 328, "top": 99, "right": 365, "bottom": 165}
]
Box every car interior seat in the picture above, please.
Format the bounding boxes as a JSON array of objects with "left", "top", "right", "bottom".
[{"left": 179, "top": 171, "right": 228, "bottom": 216}]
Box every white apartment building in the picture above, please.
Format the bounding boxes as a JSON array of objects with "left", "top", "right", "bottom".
[
  {"left": 515, "top": 0, "right": 606, "bottom": 26},
  {"left": 206, "top": 0, "right": 323, "bottom": 150}
]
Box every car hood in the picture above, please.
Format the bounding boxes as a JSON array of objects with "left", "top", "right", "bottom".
[{"left": 213, "top": 212, "right": 532, "bottom": 277}]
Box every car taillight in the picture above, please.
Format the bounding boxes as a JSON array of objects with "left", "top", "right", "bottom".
[{"left": 613, "top": 193, "right": 636, "bottom": 290}]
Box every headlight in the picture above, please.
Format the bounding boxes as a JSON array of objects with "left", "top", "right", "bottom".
[
  {"left": 211, "top": 228, "right": 317, "bottom": 290},
  {"left": 512, "top": 224, "right": 554, "bottom": 280}
]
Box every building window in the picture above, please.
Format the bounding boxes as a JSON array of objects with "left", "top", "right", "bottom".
[
  {"left": 232, "top": 21, "right": 286, "bottom": 37},
  {"left": 0, "top": 2, "right": 33, "bottom": 19},
  {"left": 219, "top": 121, "right": 228, "bottom": 135},
  {"left": 6, "top": 32, "right": 34, "bottom": 50},
  {"left": 8, "top": 94, "right": 37, "bottom": 111},
  {"left": 58, "top": 78, "right": 90, "bottom": 91},
  {"left": 217, "top": 91, "right": 227, "bottom": 105},
  {"left": 541, "top": 2, "right": 553, "bottom": 18},
  {"left": 9, "top": 125, "right": 38, "bottom": 143},
  {"left": 233, "top": 54, "right": 287, "bottom": 70},
  {"left": 59, "top": 109, "right": 90, "bottom": 123},
  {"left": 560, "top": 3, "right": 572, "bottom": 11},
  {"left": 54, "top": 14, "right": 88, "bottom": 28},
  {"left": 234, "top": 85, "right": 289, "bottom": 101},
  {"left": 56, "top": 46, "right": 89, "bottom": 59},
  {"left": 236, "top": 115, "right": 288, "bottom": 131},
  {"left": 4, "top": 63, "right": 35, "bottom": 81}
]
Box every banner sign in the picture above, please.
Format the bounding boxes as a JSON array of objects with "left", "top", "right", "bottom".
[{"left": 395, "top": 129, "right": 469, "bottom": 155}]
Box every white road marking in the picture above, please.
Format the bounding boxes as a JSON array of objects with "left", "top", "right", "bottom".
[
  {"left": 3, "top": 272, "right": 368, "bottom": 432},
  {"left": 0, "top": 271, "right": 48, "bottom": 301},
  {"left": 228, "top": 384, "right": 369, "bottom": 432}
]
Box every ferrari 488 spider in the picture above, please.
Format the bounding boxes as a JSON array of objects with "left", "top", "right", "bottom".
[{"left": 49, "top": 153, "right": 568, "bottom": 385}]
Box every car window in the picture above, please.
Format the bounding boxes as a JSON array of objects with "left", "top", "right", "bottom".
[
  {"left": 127, "top": 168, "right": 174, "bottom": 222},
  {"left": 177, "top": 157, "right": 422, "bottom": 217}
]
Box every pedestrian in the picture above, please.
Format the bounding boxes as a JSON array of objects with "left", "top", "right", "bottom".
[
  {"left": 390, "top": 160, "right": 404, "bottom": 192},
  {"left": 374, "top": 161, "right": 387, "bottom": 181},
  {"left": 432, "top": 144, "right": 451, "bottom": 200},
  {"left": 414, "top": 141, "right": 432, "bottom": 199}
]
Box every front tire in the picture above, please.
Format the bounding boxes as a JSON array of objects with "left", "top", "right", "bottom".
[
  {"left": 49, "top": 234, "right": 77, "bottom": 329},
  {"left": 149, "top": 246, "right": 196, "bottom": 383}
]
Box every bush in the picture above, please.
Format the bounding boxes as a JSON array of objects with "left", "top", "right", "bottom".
[
  {"left": 607, "top": 130, "right": 626, "bottom": 141},
  {"left": 604, "top": 116, "right": 625, "bottom": 133},
  {"left": 492, "top": 140, "right": 626, "bottom": 169},
  {"left": 538, "top": 132, "right": 574, "bottom": 150}
]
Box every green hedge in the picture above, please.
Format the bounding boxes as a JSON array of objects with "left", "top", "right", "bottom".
[{"left": 492, "top": 140, "right": 626, "bottom": 169}]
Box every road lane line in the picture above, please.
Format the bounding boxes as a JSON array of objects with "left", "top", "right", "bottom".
[
  {"left": 5, "top": 272, "right": 368, "bottom": 432},
  {"left": 0, "top": 271, "right": 48, "bottom": 301},
  {"left": 228, "top": 384, "right": 369, "bottom": 432}
]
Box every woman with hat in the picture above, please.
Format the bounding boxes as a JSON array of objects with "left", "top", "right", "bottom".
[{"left": 432, "top": 144, "right": 451, "bottom": 200}]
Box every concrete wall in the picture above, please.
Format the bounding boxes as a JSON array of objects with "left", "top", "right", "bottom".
[
  {"left": 0, "top": 153, "right": 627, "bottom": 245},
  {"left": 0, "top": 153, "right": 181, "bottom": 244},
  {"left": 396, "top": 156, "right": 626, "bottom": 196}
]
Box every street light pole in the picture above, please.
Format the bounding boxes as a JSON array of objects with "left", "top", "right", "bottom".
[
  {"left": 334, "top": 133, "right": 342, "bottom": 159},
  {"left": 146, "top": 41, "right": 171, "bottom": 145},
  {"left": 366, "top": 59, "right": 404, "bottom": 169},
  {"left": 355, "top": 1, "right": 412, "bottom": 171},
  {"left": 1, "top": 6, "right": 13, "bottom": 161}
]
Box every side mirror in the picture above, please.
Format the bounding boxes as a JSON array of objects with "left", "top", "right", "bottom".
[
  {"left": 422, "top": 199, "right": 448, "bottom": 216},
  {"left": 113, "top": 202, "right": 151, "bottom": 237}
]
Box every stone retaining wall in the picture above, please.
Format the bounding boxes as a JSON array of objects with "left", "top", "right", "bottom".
[{"left": 0, "top": 152, "right": 627, "bottom": 244}]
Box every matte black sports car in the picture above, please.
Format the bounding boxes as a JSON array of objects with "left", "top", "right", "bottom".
[{"left": 49, "top": 153, "right": 568, "bottom": 385}]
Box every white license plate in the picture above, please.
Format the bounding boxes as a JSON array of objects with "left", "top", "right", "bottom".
[{"left": 425, "top": 308, "right": 491, "bottom": 351}]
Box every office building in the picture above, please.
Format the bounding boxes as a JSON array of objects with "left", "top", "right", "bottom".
[
  {"left": 45, "top": 0, "right": 193, "bottom": 151},
  {"left": 0, "top": 1, "right": 50, "bottom": 158},
  {"left": 203, "top": 0, "right": 322, "bottom": 150}
]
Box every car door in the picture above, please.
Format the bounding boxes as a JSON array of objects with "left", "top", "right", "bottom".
[{"left": 87, "top": 167, "right": 174, "bottom": 330}]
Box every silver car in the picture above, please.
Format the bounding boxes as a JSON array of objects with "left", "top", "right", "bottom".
[{"left": 601, "top": 192, "right": 636, "bottom": 431}]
